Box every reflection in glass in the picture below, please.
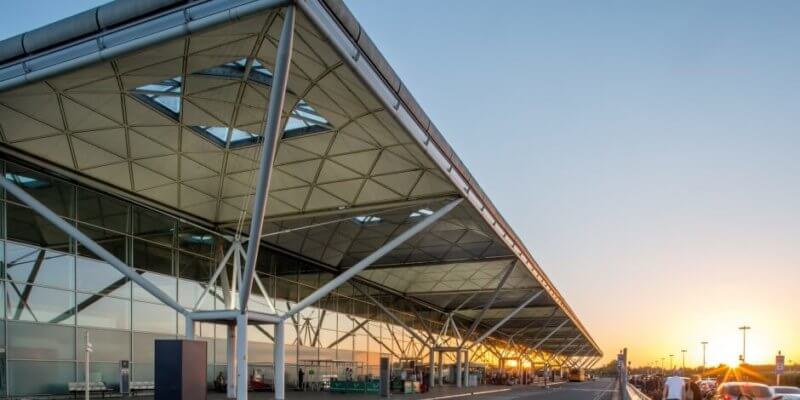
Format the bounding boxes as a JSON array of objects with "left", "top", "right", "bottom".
[
  {"left": 7, "top": 322, "right": 75, "bottom": 360},
  {"left": 6, "top": 163, "right": 74, "bottom": 217},
  {"left": 5, "top": 284, "right": 75, "bottom": 324},
  {"left": 77, "top": 328, "right": 130, "bottom": 362},
  {"left": 77, "top": 293, "right": 131, "bottom": 330},
  {"left": 77, "top": 223, "right": 126, "bottom": 261},
  {"left": 76, "top": 257, "right": 130, "bottom": 298},
  {"left": 8, "top": 360, "right": 75, "bottom": 396},
  {"left": 132, "top": 207, "right": 174, "bottom": 245},
  {"left": 77, "top": 188, "right": 128, "bottom": 232},
  {"left": 5, "top": 242, "right": 74, "bottom": 290},
  {"left": 133, "top": 301, "right": 176, "bottom": 334},
  {"left": 133, "top": 240, "right": 172, "bottom": 276},
  {"left": 133, "top": 271, "right": 175, "bottom": 303},
  {"left": 178, "top": 223, "right": 218, "bottom": 258},
  {"left": 6, "top": 204, "right": 70, "bottom": 251}
]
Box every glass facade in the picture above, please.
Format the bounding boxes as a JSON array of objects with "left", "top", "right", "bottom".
[{"left": 0, "top": 157, "right": 489, "bottom": 397}]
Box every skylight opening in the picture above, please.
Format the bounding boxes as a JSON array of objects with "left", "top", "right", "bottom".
[
  {"left": 283, "top": 100, "right": 333, "bottom": 139},
  {"left": 353, "top": 215, "right": 382, "bottom": 225},
  {"left": 132, "top": 76, "right": 182, "bottom": 118},
  {"left": 190, "top": 126, "right": 260, "bottom": 148},
  {"left": 410, "top": 208, "right": 434, "bottom": 218},
  {"left": 5, "top": 173, "right": 49, "bottom": 189}
]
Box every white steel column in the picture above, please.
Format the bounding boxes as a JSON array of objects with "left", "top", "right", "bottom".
[
  {"left": 185, "top": 316, "right": 194, "bottom": 339},
  {"left": 236, "top": 314, "right": 249, "bottom": 400},
  {"left": 238, "top": 4, "right": 296, "bottom": 311},
  {"left": 274, "top": 321, "right": 286, "bottom": 400}
]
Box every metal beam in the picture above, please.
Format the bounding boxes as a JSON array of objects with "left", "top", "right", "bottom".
[
  {"left": 0, "top": 174, "right": 186, "bottom": 314},
  {"left": 529, "top": 319, "right": 569, "bottom": 351},
  {"left": 328, "top": 318, "right": 370, "bottom": 349},
  {"left": 462, "top": 260, "right": 516, "bottom": 346},
  {"left": 354, "top": 284, "right": 430, "bottom": 346},
  {"left": 284, "top": 198, "right": 463, "bottom": 319},
  {"left": 548, "top": 335, "right": 581, "bottom": 363},
  {"left": 470, "top": 290, "right": 544, "bottom": 346},
  {"left": 239, "top": 4, "right": 296, "bottom": 312}
]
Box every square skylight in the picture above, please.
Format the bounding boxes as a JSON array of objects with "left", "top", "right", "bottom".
[
  {"left": 353, "top": 215, "right": 382, "bottom": 225},
  {"left": 190, "top": 126, "right": 260, "bottom": 148},
  {"left": 410, "top": 208, "right": 434, "bottom": 218}
]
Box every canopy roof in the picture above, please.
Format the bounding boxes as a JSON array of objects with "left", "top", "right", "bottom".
[{"left": 0, "top": 0, "right": 600, "bottom": 358}]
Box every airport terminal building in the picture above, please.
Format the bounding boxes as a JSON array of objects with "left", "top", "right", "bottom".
[{"left": 0, "top": 0, "right": 601, "bottom": 397}]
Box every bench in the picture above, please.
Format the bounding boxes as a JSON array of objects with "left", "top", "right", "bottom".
[
  {"left": 130, "top": 381, "right": 155, "bottom": 395},
  {"left": 68, "top": 382, "right": 110, "bottom": 398}
]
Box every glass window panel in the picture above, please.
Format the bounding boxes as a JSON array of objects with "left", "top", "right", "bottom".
[
  {"left": 133, "top": 301, "right": 176, "bottom": 334},
  {"left": 133, "top": 270, "right": 176, "bottom": 302},
  {"left": 76, "top": 188, "right": 128, "bottom": 232},
  {"left": 8, "top": 321, "right": 75, "bottom": 360},
  {"left": 77, "top": 293, "right": 131, "bottom": 330},
  {"left": 6, "top": 284, "right": 75, "bottom": 324},
  {"left": 6, "top": 163, "right": 74, "bottom": 218},
  {"left": 132, "top": 206, "right": 174, "bottom": 245},
  {"left": 6, "top": 203, "right": 70, "bottom": 251},
  {"left": 6, "top": 242, "right": 74, "bottom": 290},
  {"left": 77, "top": 328, "right": 130, "bottom": 362},
  {"left": 133, "top": 332, "right": 176, "bottom": 364},
  {"left": 8, "top": 360, "right": 75, "bottom": 396},
  {"left": 133, "top": 239, "right": 173, "bottom": 275},
  {"left": 76, "top": 257, "right": 130, "bottom": 298},
  {"left": 178, "top": 278, "right": 211, "bottom": 310},
  {"left": 77, "top": 223, "right": 126, "bottom": 261},
  {"left": 177, "top": 223, "right": 218, "bottom": 258},
  {"left": 178, "top": 252, "right": 211, "bottom": 282},
  {"left": 273, "top": 252, "right": 298, "bottom": 280},
  {"left": 78, "top": 361, "right": 122, "bottom": 386}
]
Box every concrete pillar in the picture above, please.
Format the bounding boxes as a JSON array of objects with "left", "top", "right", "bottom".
[
  {"left": 274, "top": 321, "right": 285, "bottom": 400},
  {"left": 456, "top": 350, "right": 462, "bottom": 388},
  {"left": 236, "top": 314, "right": 248, "bottom": 400},
  {"left": 428, "top": 348, "right": 435, "bottom": 389},
  {"left": 227, "top": 325, "right": 236, "bottom": 398}
]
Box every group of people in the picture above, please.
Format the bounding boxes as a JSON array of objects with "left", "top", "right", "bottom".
[
  {"left": 631, "top": 374, "right": 713, "bottom": 400},
  {"left": 663, "top": 375, "right": 704, "bottom": 400}
]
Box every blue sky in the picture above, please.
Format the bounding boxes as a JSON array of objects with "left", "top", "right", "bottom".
[{"left": 3, "top": 1, "right": 800, "bottom": 364}]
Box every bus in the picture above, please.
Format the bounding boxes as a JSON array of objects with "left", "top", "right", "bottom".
[{"left": 568, "top": 368, "right": 586, "bottom": 382}]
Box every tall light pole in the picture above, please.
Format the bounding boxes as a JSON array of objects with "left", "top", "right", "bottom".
[
  {"left": 701, "top": 341, "right": 708, "bottom": 377},
  {"left": 738, "top": 326, "right": 751, "bottom": 364},
  {"left": 670, "top": 354, "right": 674, "bottom": 371},
  {"left": 661, "top": 357, "right": 666, "bottom": 371},
  {"left": 681, "top": 349, "right": 687, "bottom": 372}
]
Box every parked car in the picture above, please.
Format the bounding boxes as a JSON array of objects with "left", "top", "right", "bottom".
[
  {"left": 771, "top": 386, "right": 800, "bottom": 400},
  {"left": 714, "top": 382, "right": 773, "bottom": 400}
]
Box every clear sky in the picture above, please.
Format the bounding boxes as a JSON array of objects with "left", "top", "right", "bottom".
[{"left": 3, "top": 1, "right": 800, "bottom": 367}]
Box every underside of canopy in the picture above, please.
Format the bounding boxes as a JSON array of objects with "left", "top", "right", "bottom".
[{"left": 0, "top": 0, "right": 600, "bottom": 358}]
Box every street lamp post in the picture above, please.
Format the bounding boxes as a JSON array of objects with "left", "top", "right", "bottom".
[
  {"left": 738, "top": 326, "right": 751, "bottom": 364},
  {"left": 670, "top": 354, "right": 674, "bottom": 371},
  {"left": 681, "top": 349, "right": 687, "bottom": 372},
  {"left": 701, "top": 341, "right": 708, "bottom": 377}
]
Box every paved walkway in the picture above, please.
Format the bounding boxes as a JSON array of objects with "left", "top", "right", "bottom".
[{"left": 128, "top": 381, "right": 568, "bottom": 400}]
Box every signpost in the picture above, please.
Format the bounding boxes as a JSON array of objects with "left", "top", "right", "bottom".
[{"left": 776, "top": 352, "right": 785, "bottom": 385}]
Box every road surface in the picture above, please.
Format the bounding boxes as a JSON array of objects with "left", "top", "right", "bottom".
[{"left": 472, "top": 378, "right": 619, "bottom": 400}]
